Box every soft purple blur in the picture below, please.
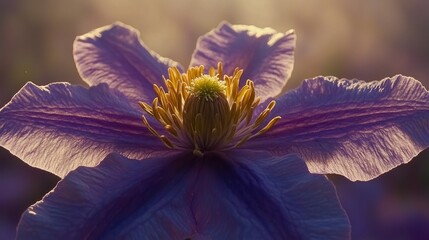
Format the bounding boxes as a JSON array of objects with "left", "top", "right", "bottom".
[
  {"left": 1, "top": 1, "right": 429, "bottom": 239},
  {"left": 331, "top": 149, "right": 429, "bottom": 240}
]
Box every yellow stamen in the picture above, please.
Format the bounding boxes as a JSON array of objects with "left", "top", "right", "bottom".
[{"left": 139, "top": 63, "right": 281, "bottom": 154}]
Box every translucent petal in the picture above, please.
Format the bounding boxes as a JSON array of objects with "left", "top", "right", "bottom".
[
  {"left": 0, "top": 82, "right": 164, "bottom": 177},
  {"left": 248, "top": 75, "right": 429, "bottom": 181},
  {"left": 74, "top": 22, "right": 183, "bottom": 104}
]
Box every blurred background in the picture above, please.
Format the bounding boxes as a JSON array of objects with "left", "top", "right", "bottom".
[{"left": 1, "top": 0, "right": 429, "bottom": 239}]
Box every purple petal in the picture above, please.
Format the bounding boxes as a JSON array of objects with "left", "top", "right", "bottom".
[
  {"left": 190, "top": 22, "right": 295, "bottom": 102},
  {"left": 74, "top": 22, "right": 183, "bottom": 104},
  {"left": 17, "top": 150, "right": 349, "bottom": 239},
  {"left": 193, "top": 150, "right": 350, "bottom": 239},
  {"left": 247, "top": 75, "right": 429, "bottom": 181},
  {"left": 0, "top": 82, "right": 164, "bottom": 177}
]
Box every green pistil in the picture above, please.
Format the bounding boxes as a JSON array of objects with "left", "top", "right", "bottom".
[{"left": 187, "top": 75, "right": 226, "bottom": 101}]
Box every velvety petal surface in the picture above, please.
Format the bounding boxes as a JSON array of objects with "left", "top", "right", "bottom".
[
  {"left": 17, "top": 150, "right": 350, "bottom": 240},
  {"left": 0, "top": 82, "right": 165, "bottom": 177},
  {"left": 248, "top": 75, "right": 429, "bottom": 181},
  {"left": 190, "top": 22, "right": 295, "bottom": 102},
  {"left": 74, "top": 22, "right": 183, "bottom": 104}
]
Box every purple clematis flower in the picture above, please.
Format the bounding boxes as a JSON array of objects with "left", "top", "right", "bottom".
[{"left": 1, "top": 22, "right": 429, "bottom": 239}]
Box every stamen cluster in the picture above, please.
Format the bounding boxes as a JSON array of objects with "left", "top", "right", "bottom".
[{"left": 139, "top": 63, "right": 281, "bottom": 154}]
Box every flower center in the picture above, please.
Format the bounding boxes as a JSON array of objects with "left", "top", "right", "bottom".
[
  {"left": 183, "top": 75, "right": 231, "bottom": 153},
  {"left": 139, "top": 63, "right": 281, "bottom": 155}
]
